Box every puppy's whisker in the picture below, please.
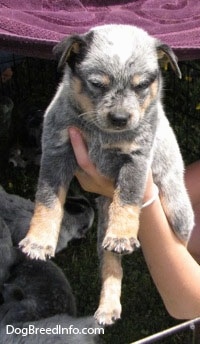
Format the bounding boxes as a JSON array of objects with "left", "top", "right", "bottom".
[
  {"left": 78, "top": 111, "right": 102, "bottom": 128},
  {"left": 78, "top": 111, "right": 97, "bottom": 118}
]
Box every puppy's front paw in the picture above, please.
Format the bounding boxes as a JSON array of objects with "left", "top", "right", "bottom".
[
  {"left": 19, "top": 236, "right": 56, "bottom": 260},
  {"left": 102, "top": 235, "right": 140, "bottom": 254},
  {"left": 94, "top": 302, "right": 121, "bottom": 326},
  {"left": 106, "top": 200, "right": 140, "bottom": 254}
]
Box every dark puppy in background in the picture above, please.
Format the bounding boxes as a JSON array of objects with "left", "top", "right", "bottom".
[
  {"left": 0, "top": 210, "right": 101, "bottom": 343},
  {"left": 19, "top": 25, "right": 194, "bottom": 325},
  {"left": 0, "top": 190, "right": 95, "bottom": 323},
  {"left": 0, "top": 257, "right": 76, "bottom": 324}
]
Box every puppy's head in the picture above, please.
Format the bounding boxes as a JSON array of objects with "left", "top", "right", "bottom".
[{"left": 54, "top": 25, "right": 181, "bottom": 132}]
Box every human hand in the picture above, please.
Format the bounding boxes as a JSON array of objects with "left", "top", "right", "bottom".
[{"left": 68, "top": 127, "right": 114, "bottom": 198}]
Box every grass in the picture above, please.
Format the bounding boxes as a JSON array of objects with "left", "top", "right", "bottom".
[{"left": 0, "top": 57, "right": 200, "bottom": 343}]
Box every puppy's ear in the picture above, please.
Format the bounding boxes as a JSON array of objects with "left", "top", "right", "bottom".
[
  {"left": 53, "top": 34, "right": 90, "bottom": 71},
  {"left": 156, "top": 42, "right": 182, "bottom": 79}
]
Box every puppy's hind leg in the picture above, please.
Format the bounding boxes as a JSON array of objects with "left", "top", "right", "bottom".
[
  {"left": 153, "top": 124, "right": 194, "bottom": 243},
  {"left": 95, "top": 251, "right": 122, "bottom": 326},
  {"left": 94, "top": 197, "right": 122, "bottom": 326},
  {"left": 158, "top": 177, "right": 194, "bottom": 243}
]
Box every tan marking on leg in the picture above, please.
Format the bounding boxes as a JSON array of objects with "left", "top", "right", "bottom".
[
  {"left": 102, "top": 188, "right": 140, "bottom": 254},
  {"left": 29, "top": 185, "right": 66, "bottom": 242},
  {"left": 19, "top": 186, "right": 67, "bottom": 260},
  {"left": 108, "top": 188, "right": 140, "bottom": 238},
  {"left": 95, "top": 251, "right": 122, "bottom": 325}
]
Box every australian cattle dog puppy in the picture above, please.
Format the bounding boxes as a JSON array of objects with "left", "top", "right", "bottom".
[{"left": 19, "top": 24, "right": 194, "bottom": 325}]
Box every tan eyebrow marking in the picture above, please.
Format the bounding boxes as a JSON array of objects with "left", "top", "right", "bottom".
[
  {"left": 88, "top": 73, "right": 111, "bottom": 86},
  {"left": 131, "top": 74, "right": 142, "bottom": 86},
  {"left": 131, "top": 72, "right": 158, "bottom": 88},
  {"left": 101, "top": 74, "right": 111, "bottom": 86}
]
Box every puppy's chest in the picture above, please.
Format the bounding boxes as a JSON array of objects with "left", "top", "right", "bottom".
[{"left": 86, "top": 135, "right": 140, "bottom": 178}]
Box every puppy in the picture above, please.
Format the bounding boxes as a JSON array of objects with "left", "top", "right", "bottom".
[
  {"left": 0, "top": 217, "right": 75, "bottom": 323},
  {"left": 19, "top": 24, "right": 194, "bottom": 325},
  {"left": 0, "top": 258, "right": 77, "bottom": 324},
  {"left": 0, "top": 219, "right": 102, "bottom": 344}
]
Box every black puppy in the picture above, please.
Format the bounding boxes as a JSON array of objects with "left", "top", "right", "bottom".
[
  {"left": 0, "top": 211, "right": 102, "bottom": 343},
  {"left": 0, "top": 214, "right": 76, "bottom": 324}
]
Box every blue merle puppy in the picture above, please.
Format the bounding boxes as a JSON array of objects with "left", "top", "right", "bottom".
[{"left": 19, "top": 24, "right": 194, "bottom": 325}]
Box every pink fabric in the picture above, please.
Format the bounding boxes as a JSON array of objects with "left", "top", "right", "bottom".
[{"left": 0, "top": 0, "right": 200, "bottom": 60}]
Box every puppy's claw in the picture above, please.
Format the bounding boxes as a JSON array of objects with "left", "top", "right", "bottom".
[
  {"left": 94, "top": 305, "right": 121, "bottom": 326},
  {"left": 19, "top": 237, "right": 55, "bottom": 260},
  {"left": 102, "top": 236, "right": 140, "bottom": 255}
]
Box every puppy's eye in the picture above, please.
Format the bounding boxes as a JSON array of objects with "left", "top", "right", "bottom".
[
  {"left": 88, "top": 80, "right": 106, "bottom": 89},
  {"left": 133, "top": 81, "right": 150, "bottom": 92}
]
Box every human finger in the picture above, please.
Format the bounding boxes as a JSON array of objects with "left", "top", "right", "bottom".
[{"left": 68, "top": 127, "right": 97, "bottom": 174}]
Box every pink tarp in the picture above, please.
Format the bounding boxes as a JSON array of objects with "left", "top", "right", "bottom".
[{"left": 0, "top": 0, "right": 200, "bottom": 60}]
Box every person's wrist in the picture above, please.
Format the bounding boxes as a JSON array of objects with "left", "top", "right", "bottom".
[
  {"left": 142, "top": 184, "right": 159, "bottom": 208},
  {"left": 142, "top": 171, "right": 159, "bottom": 208}
]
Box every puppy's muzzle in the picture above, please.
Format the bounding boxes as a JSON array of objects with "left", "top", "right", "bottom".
[{"left": 107, "top": 111, "right": 131, "bottom": 130}]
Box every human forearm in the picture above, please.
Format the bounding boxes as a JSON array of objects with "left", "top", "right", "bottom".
[
  {"left": 139, "top": 198, "right": 200, "bottom": 319},
  {"left": 69, "top": 127, "right": 200, "bottom": 319},
  {"left": 185, "top": 160, "right": 200, "bottom": 207}
]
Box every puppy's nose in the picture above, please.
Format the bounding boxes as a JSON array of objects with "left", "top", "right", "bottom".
[{"left": 108, "top": 111, "right": 130, "bottom": 127}]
